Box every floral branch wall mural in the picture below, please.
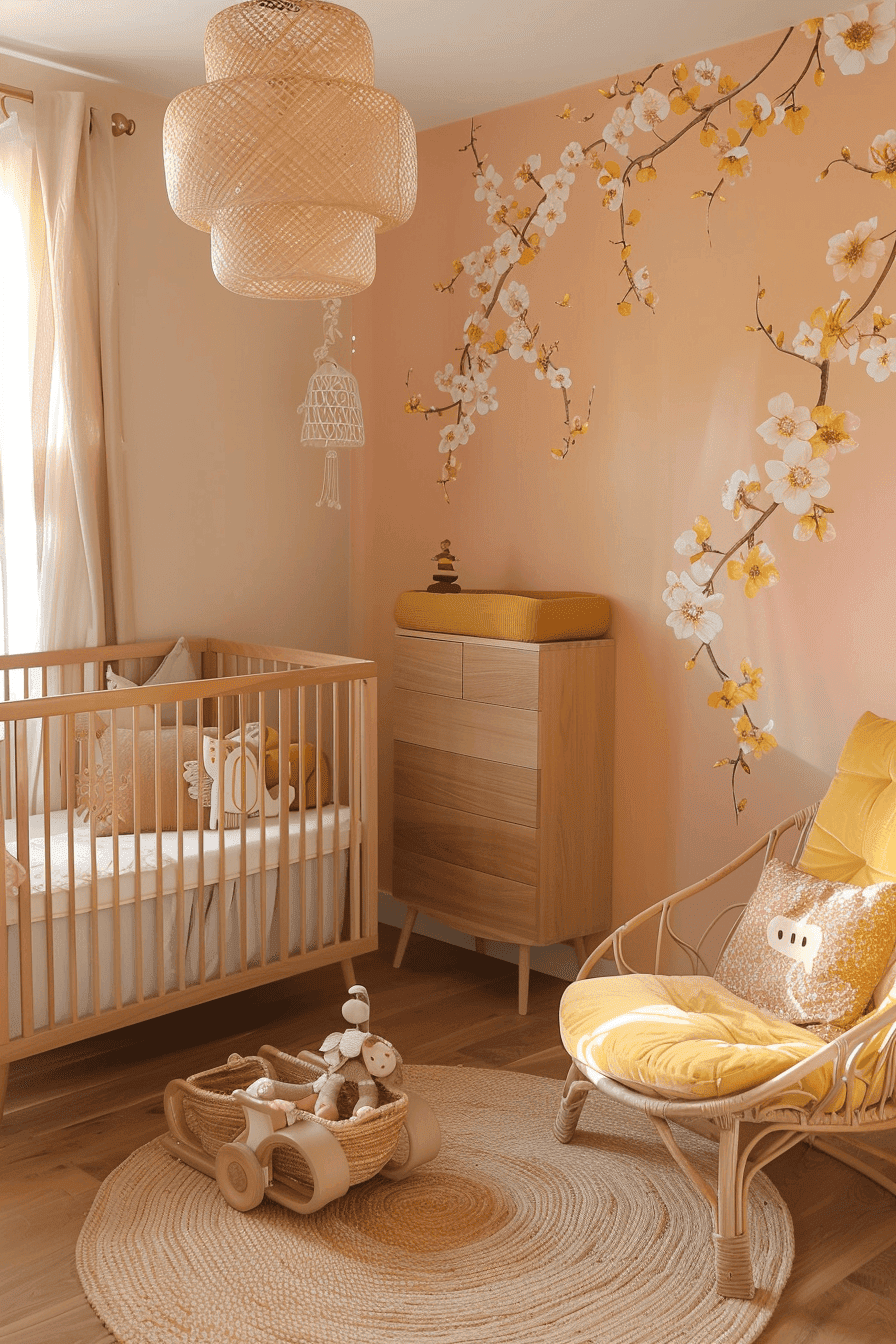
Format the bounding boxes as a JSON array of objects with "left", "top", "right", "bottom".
[{"left": 403, "top": 2, "right": 895, "bottom": 818}]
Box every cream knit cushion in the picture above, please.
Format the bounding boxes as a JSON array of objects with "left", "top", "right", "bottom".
[
  {"left": 106, "top": 637, "right": 199, "bottom": 729},
  {"left": 714, "top": 858, "right": 896, "bottom": 1037}
]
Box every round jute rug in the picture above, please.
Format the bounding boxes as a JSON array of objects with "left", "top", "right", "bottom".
[{"left": 77, "top": 1065, "right": 793, "bottom": 1344}]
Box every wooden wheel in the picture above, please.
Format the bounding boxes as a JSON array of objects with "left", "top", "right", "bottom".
[
  {"left": 257, "top": 1122, "right": 351, "bottom": 1215},
  {"left": 381, "top": 1090, "right": 441, "bottom": 1181},
  {"left": 215, "top": 1142, "right": 266, "bottom": 1211}
]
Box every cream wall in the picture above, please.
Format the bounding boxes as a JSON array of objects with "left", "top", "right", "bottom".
[
  {"left": 352, "top": 27, "right": 895, "bottom": 955},
  {"left": 0, "top": 52, "right": 352, "bottom": 655}
]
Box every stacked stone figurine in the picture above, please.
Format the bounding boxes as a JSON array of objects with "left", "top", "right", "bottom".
[{"left": 427, "top": 539, "right": 461, "bottom": 593}]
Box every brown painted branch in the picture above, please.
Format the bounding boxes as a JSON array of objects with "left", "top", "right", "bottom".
[
  {"left": 776, "top": 31, "right": 821, "bottom": 101},
  {"left": 706, "top": 502, "right": 778, "bottom": 586},
  {"left": 755, "top": 281, "right": 814, "bottom": 365},
  {"left": 853, "top": 235, "right": 896, "bottom": 320},
  {"left": 818, "top": 359, "right": 830, "bottom": 407}
]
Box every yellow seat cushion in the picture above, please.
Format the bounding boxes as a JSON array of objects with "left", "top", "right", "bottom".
[
  {"left": 393, "top": 590, "right": 610, "bottom": 643},
  {"left": 559, "top": 973, "right": 886, "bottom": 1110},
  {"left": 800, "top": 711, "right": 896, "bottom": 889}
]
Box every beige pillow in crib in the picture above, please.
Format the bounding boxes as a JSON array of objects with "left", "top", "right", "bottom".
[
  {"left": 105, "top": 636, "right": 199, "bottom": 729},
  {"left": 79, "top": 725, "right": 206, "bottom": 835}
]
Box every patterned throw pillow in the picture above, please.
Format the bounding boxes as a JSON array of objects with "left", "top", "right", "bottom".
[{"left": 714, "top": 857, "right": 896, "bottom": 1038}]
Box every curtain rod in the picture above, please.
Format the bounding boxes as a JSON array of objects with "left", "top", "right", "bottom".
[{"left": 0, "top": 82, "right": 135, "bottom": 136}]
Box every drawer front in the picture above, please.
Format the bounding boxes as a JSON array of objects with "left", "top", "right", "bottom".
[
  {"left": 393, "top": 848, "right": 538, "bottom": 941},
  {"left": 394, "top": 795, "right": 537, "bottom": 885},
  {"left": 393, "top": 740, "right": 539, "bottom": 828},
  {"left": 463, "top": 644, "right": 539, "bottom": 711},
  {"left": 394, "top": 634, "right": 463, "bottom": 698},
  {"left": 393, "top": 689, "right": 538, "bottom": 769}
]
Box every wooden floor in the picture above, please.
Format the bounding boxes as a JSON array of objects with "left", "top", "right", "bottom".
[{"left": 2, "top": 926, "right": 895, "bottom": 1343}]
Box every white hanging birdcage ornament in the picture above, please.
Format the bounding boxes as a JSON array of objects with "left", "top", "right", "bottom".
[{"left": 299, "top": 297, "right": 364, "bottom": 509}]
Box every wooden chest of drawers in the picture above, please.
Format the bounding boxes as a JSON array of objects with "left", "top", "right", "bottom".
[{"left": 391, "top": 628, "right": 614, "bottom": 1012}]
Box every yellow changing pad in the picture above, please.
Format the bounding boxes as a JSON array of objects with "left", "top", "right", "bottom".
[
  {"left": 560, "top": 973, "right": 885, "bottom": 1112},
  {"left": 394, "top": 590, "right": 610, "bottom": 643}
]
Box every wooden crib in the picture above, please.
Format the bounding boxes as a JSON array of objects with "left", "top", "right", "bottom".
[{"left": 0, "top": 637, "right": 377, "bottom": 1122}]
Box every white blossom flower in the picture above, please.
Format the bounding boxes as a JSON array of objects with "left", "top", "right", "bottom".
[
  {"left": 469, "top": 267, "right": 497, "bottom": 301},
  {"left": 765, "top": 443, "right": 831, "bottom": 513},
  {"left": 694, "top": 58, "right": 721, "bottom": 85},
  {"left": 475, "top": 383, "right": 499, "bottom": 414},
  {"left": 497, "top": 279, "right": 530, "bottom": 318},
  {"left": 721, "top": 465, "right": 762, "bottom": 519},
  {"left": 794, "top": 514, "right": 836, "bottom": 541},
  {"left": 469, "top": 349, "right": 498, "bottom": 378},
  {"left": 664, "top": 570, "right": 724, "bottom": 642},
  {"left": 439, "top": 422, "right": 469, "bottom": 453},
  {"left": 631, "top": 87, "right": 671, "bottom": 132},
  {"left": 824, "top": 1, "right": 896, "bottom": 75},
  {"left": 535, "top": 195, "right": 566, "bottom": 235},
  {"left": 602, "top": 106, "right": 635, "bottom": 156},
  {"left": 507, "top": 319, "right": 538, "bottom": 362},
  {"left": 632, "top": 266, "right": 652, "bottom": 292},
  {"left": 859, "top": 335, "right": 896, "bottom": 379},
  {"left": 539, "top": 169, "right": 574, "bottom": 201},
  {"left": 792, "top": 321, "right": 824, "bottom": 361},
  {"left": 546, "top": 366, "right": 572, "bottom": 389},
  {"left": 715, "top": 143, "right": 752, "bottom": 179},
  {"left": 434, "top": 363, "right": 455, "bottom": 394},
  {"left": 473, "top": 164, "right": 503, "bottom": 200},
  {"left": 869, "top": 128, "right": 896, "bottom": 182},
  {"left": 513, "top": 154, "right": 542, "bottom": 189},
  {"left": 600, "top": 178, "right": 624, "bottom": 210},
  {"left": 756, "top": 392, "right": 816, "bottom": 448},
  {"left": 463, "top": 310, "right": 490, "bottom": 346},
  {"left": 450, "top": 371, "right": 476, "bottom": 404},
  {"left": 560, "top": 141, "right": 585, "bottom": 168},
  {"left": 492, "top": 230, "right": 522, "bottom": 273},
  {"left": 826, "top": 216, "right": 886, "bottom": 282}
]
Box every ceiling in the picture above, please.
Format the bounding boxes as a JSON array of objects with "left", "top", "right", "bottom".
[{"left": 0, "top": 0, "right": 814, "bottom": 131}]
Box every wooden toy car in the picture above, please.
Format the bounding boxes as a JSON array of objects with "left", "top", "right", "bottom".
[{"left": 162, "top": 1044, "right": 441, "bottom": 1214}]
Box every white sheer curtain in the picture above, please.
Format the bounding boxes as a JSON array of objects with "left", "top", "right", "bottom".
[{"left": 0, "top": 92, "right": 131, "bottom": 660}]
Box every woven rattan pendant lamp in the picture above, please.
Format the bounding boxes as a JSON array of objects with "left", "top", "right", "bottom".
[{"left": 163, "top": 0, "right": 417, "bottom": 299}]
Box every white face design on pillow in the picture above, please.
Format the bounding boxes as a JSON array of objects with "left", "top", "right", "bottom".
[
  {"left": 361, "top": 1039, "right": 397, "bottom": 1077},
  {"left": 766, "top": 915, "right": 823, "bottom": 973}
]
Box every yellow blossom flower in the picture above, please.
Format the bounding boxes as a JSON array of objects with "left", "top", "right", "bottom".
[
  {"left": 708, "top": 679, "right": 747, "bottom": 709},
  {"left": 810, "top": 295, "right": 853, "bottom": 359},
  {"left": 732, "top": 714, "right": 777, "bottom": 758},
  {"left": 794, "top": 511, "right": 835, "bottom": 541},
  {"left": 809, "top": 405, "right": 859, "bottom": 458},
  {"left": 739, "top": 660, "right": 764, "bottom": 699},
  {"left": 783, "top": 105, "right": 810, "bottom": 135},
  {"left": 671, "top": 86, "right": 700, "bottom": 115},
  {"left": 869, "top": 131, "right": 896, "bottom": 189},
  {"left": 617, "top": 301, "right": 632, "bottom": 316},
  {"left": 636, "top": 165, "right": 657, "bottom": 182},
  {"left": 626, "top": 208, "right": 642, "bottom": 226},
  {"left": 556, "top": 293, "right": 571, "bottom": 307},
  {"left": 736, "top": 95, "right": 775, "bottom": 138},
  {"left": 717, "top": 74, "right": 740, "bottom": 96},
  {"left": 404, "top": 394, "right": 423, "bottom": 414},
  {"left": 700, "top": 124, "right": 718, "bottom": 147},
  {"left": 569, "top": 417, "right": 588, "bottom": 437},
  {"left": 558, "top": 103, "right": 574, "bottom": 120},
  {"left": 801, "top": 17, "right": 823, "bottom": 36},
  {"left": 727, "top": 543, "right": 779, "bottom": 598}
]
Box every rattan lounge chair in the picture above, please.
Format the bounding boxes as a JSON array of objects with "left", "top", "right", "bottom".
[{"left": 555, "top": 712, "right": 896, "bottom": 1300}]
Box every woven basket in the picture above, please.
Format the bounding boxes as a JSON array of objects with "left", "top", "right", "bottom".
[{"left": 178, "top": 1048, "right": 408, "bottom": 1189}]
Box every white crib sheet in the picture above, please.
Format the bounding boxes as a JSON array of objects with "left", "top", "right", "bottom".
[{"left": 5, "top": 805, "right": 352, "bottom": 925}]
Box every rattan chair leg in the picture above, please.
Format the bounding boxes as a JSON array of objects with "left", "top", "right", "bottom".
[
  {"left": 554, "top": 1064, "right": 593, "bottom": 1143},
  {"left": 715, "top": 1123, "right": 754, "bottom": 1299}
]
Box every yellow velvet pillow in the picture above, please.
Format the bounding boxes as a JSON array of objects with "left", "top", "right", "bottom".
[
  {"left": 714, "top": 857, "right": 896, "bottom": 1037},
  {"left": 261, "top": 726, "right": 332, "bottom": 809}
]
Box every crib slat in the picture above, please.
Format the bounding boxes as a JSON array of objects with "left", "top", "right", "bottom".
[
  {"left": 154, "top": 705, "right": 164, "bottom": 998},
  {"left": 88, "top": 711, "right": 101, "bottom": 1018},
  {"left": 316, "top": 684, "right": 324, "bottom": 951},
  {"left": 238, "top": 694, "right": 248, "bottom": 975},
  {"left": 132, "top": 704, "right": 144, "bottom": 1004},
  {"left": 175, "top": 701, "right": 186, "bottom": 993},
  {"left": 278, "top": 688, "right": 290, "bottom": 962},
  {"left": 110, "top": 707, "right": 122, "bottom": 1011},
  {"left": 297, "top": 686, "right": 306, "bottom": 958},
  {"left": 257, "top": 680, "right": 267, "bottom": 968},
  {"left": 196, "top": 693, "right": 206, "bottom": 986},
  {"left": 0, "top": 799, "right": 9, "bottom": 1047},
  {"left": 349, "top": 679, "right": 361, "bottom": 943},
  {"left": 217, "top": 697, "right": 226, "bottom": 981},
  {"left": 41, "top": 710, "right": 55, "bottom": 1030},
  {"left": 332, "top": 681, "right": 341, "bottom": 947},
  {"left": 14, "top": 723, "right": 34, "bottom": 1037},
  {"left": 65, "top": 716, "right": 78, "bottom": 1023},
  {"left": 3, "top": 670, "right": 11, "bottom": 820}
]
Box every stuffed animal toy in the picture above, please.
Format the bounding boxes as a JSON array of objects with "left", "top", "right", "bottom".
[{"left": 250, "top": 985, "right": 403, "bottom": 1122}]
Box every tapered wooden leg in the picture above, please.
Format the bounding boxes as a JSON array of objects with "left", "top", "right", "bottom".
[
  {"left": 518, "top": 944, "right": 530, "bottom": 1016},
  {"left": 340, "top": 959, "right": 356, "bottom": 992},
  {"left": 474, "top": 938, "right": 486, "bottom": 955},
  {"left": 0, "top": 1063, "right": 9, "bottom": 1124},
  {"left": 393, "top": 907, "right": 417, "bottom": 969},
  {"left": 573, "top": 936, "right": 587, "bottom": 967}
]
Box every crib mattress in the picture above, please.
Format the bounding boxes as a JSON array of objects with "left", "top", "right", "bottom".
[{"left": 5, "top": 806, "right": 352, "bottom": 925}]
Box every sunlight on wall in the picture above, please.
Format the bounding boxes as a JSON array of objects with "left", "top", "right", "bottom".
[{"left": 0, "top": 154, "right": 39, "bottom": 654}]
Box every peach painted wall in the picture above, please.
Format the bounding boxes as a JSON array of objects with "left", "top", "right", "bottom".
[
  {"left": 0, "top": 52, "right": 351, "bottom": 655},
  {"left": 352, "top": 26, "right": 895, "bottom": 948}
]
